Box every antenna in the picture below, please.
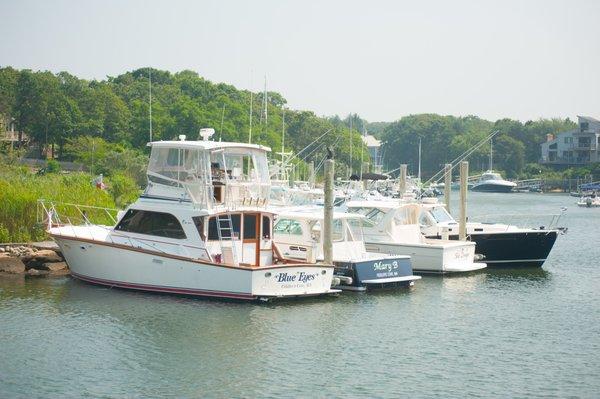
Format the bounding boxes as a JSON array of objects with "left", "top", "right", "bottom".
[
  {"left": 489, "top": 138, "right": 493, "bottom": 171},
  {"left": 349, "top": 116, "right": 353, "bottom": 175},
  {"left": 219, "top": 104, "right": 225, "bottom": 142},
  {"left": 281, "top": 106, "right": 285, "bottom": 165},
  {"left": 359, "top": 125, "right": 365, "bottom": 179},
  {"left": 248, "top": 71, "right": 253, "bottom": 144},
  {"left": 418, "top": 137, "right": 422, "bottom": 182},
  {"left": 149, "top": 67, "right": 153, "bottom": 142}
]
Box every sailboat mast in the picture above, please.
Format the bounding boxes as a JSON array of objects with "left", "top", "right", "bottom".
[
  {"left": 349, "top": 117, "right": 353, "bottom": 175},
  {"left": 281, "top": 107, "right": 285, "bottom": 164},
  {"left": 490, "top": 139, "right": 493, "bottom": 171},
  {"left": 148, "top": 67, "right": 153, "bottom": 142},
  {"left": 418, "top": 138, "right": 422, "bottom": 182}
]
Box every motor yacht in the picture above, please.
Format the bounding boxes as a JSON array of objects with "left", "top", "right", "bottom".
[
  {"left": 272, "top": 210, "right": 420, "bottom": 291},
  {"left": 46, "top": 129, "right": 339, "bottom": 301},
  {"left": 418, "top": 200, "right": 561, "bottom": 267},
  {"left": 346, "top": 201, "right": 486, "bottom": 273},
  {"left": 471, "top": 171, "right": 516, "bottom": 193}
]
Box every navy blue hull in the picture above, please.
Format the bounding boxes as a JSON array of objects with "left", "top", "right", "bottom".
[
  {"left": 334, "top": 256, "right": 414, "bottom": 289},
  {"left": 471, "top": 184, "right": 514, "bottom": 193},
  {"left": 430, "top": 231, "right": 558, "bottom": 268}
]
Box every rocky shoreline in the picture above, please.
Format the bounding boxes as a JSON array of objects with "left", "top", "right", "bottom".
[{"left": 0, "top": 245, "right": 69, "bottom": 277}]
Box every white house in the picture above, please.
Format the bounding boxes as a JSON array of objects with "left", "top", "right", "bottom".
[{"left": 541, "top": 116, "right": 600, "bottom": 165}]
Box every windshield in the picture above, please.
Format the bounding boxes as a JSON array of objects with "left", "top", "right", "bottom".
[{"left": 429, "top": 207, "right": 454, "bottom": 223}]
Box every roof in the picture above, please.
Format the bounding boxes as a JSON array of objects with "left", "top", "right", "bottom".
[
  {"left": 275, "top": 210, "right": 365, "bottom": 221},
  {"left": 578, "top": 115, "right": 600, "bottom": 123},
  {"left": 361, "top": 134, "right": 381, "bottom": 147},
  {"left": 148, "top": 140, "right": 271, "bottom": 152}
]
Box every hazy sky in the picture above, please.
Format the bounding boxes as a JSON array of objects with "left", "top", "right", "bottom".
[{"left": 1, "top": 0, "right": 599, "bottom": 122}]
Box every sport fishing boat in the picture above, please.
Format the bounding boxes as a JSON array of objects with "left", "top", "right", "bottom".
[
  {"left": 272, "top": 210, "right": 420, "bottom": 291},
  {"left": 346, "top": 201, "right": 486, "bottom": 274},
  {"left": 46, "top": 129, "right": 339, "bottom": 301},
  {"left": 418, "top": 199, "right": 561, "bottom": 267}
]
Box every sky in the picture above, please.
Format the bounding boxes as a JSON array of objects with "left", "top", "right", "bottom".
[{"left": 1, "top": 0, "right": 599, "bottom": 123}]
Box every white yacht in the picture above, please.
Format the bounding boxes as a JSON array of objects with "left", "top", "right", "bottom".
[
  {"left": 47, "top": 129, "right": 338, "bottom": 301},
  {"left": 346, "top": 201, "right": 486, "bottom": 273},
  {"left": 272, "top": 210, "right": 420, "bottom": 291},
  {"left": 418, "top": 200, "right": 560, "bottom": 268},
  {"left": 471, "top": 170, "right": 516, "bottom": 193}
]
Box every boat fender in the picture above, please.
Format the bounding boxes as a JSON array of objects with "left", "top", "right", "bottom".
[
  {"left": 337, "top": 276, "right": 353, "bottom": 285},
  {"left": 331, "top": 277, "right": 341, "bottom": 287},
  {"left": 474, "top": 253, "right": 485, "bottom": 261}
]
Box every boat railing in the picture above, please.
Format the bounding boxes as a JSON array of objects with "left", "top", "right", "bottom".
[
  {"left": 37, "top": 199, "right": 119, "bottom": 228},
  {"left": 37, "top": 199, "right": 212, "bottom": 261},
  {"left": 468, "top": 210, "right": 567, "bottom": 232}
]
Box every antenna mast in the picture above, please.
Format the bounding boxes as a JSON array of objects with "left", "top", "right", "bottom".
[
  {"left": 281, "top": 107, "right": 285, "bottom": 164},
  {"left": 489, "top": 139, "right": 493, "bottom": 171},
  {"left": 349, "top": 116, "right": 353, "bottom": 175},
  {"left": 418, "top": 137, "right": 422, "bottom": 182},
  {"left": 149, "top": 67, "right": 153, "bottom": 142}
]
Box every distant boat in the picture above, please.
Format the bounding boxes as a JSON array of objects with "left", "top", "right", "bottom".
[
  {"left": 471, "top": 171, "right": 516, "bottom": 193},
  {"left": 471, "top": 140, "right": 516, "bottom": 193}
]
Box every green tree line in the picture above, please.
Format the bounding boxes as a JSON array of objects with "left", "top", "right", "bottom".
[
  {"left": 380, "top": 114, "right": 578, "bottom": 179},
  {"left": 0, "top": 67, "right": 369, "bottom": 179}
]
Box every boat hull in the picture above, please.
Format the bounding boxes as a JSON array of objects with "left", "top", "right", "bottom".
[
  {"left": 334, "top": 256, "right": 420, "bottom": 290},
  {"left": 52, "top": 235, "right": 336, "bottom": 300},
  {"left": 364, "top": 241, "right": 485, "bottom": 274},
  {"left": 471, "top": 183, "right": 515, "bottom": 193},
  {"left": 449, "top": 230, "right": 558, "bottom": 268}
]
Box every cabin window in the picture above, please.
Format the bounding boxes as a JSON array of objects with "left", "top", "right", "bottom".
[
  {"left": 308, "top": 220, "right": 344, "bottom": 242},
  {"left": 430, "top": 207, "right": 453, "bottom": 223},
  {"left": 262, "top": 215, "right": 271, "bottom": 239},
  {"left": 207, "top": 214, "right": 241, "bottom": 240},
  {"left": 274, "top": 219, "right": 303, "bottom": 235},
  {"left": 346, "top": 219, "right": 364, "bottom": 242},
  {"left": 192, "top": 216, "right": 206, "bottom": 241},
  {"left": 351, "top": 207, "right": 385, "bottom": 227},
  {"left": 115, "top": 210, "right": 187, "bottom": 239},
  {"left": 332, "top": 219, "right": 344, "bottom": 241}
]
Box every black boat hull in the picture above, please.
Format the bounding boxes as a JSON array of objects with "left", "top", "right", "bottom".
[
  {"left": 434, "top": 230, "right": 558, "bottom": 268},
  {"left": 471, "top": 183, "right": 515, "bottom": 193}
]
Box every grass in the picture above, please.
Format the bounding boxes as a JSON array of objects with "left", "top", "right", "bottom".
[{"left": 0, "top": 164, "right": 119, "bottom": 242}]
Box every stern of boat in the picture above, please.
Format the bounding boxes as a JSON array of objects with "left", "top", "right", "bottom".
[{"left": 251, "top": 265, "right": 338, "bottom": 298}]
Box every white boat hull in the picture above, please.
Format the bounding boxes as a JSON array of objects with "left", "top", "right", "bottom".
[
  {"left": 53, "top": 235, "right": 337, "bottom": 300},
  {"left": 364, "top": 240, "right": 486, "bottom": 273}
]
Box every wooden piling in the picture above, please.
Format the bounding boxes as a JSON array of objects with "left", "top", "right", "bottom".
[
  {"left": 399, "top": 164, "right": 407, "bottom": 197},
  {"left": 459, "top": 161, "right": 468, "bottom": 241},
  {"left": 323, "top": 159, "right": 334, "bottom": 265}
]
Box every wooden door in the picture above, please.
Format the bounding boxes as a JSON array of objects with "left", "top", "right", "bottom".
[{"left": 242, "top": 213, "right": 260, "bottom": 266}]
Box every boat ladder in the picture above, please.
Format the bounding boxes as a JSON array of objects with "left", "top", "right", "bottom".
[{"left": 216, "top": 213, "right": 239, "bottom": 266}]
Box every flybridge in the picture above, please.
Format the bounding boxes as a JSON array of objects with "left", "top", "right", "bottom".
[{"left": 143, "top": 129, "right": 272, "bottom": 208}]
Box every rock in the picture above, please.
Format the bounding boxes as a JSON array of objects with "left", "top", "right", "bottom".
[
  {"left": 31, "top": 249, "right": 63, "bottom": 263},
  {"left": 48, "top": 268, "right": 70, "bottom": 277},
  {"left": 42, "top": 261, "right": 68, "bottom": 272},
  {"left": 0, "top": 247, "right": 5, "bottom": 253},
  {"left": 25, "top": 260, "right": 45, "bottom": 270},
  {"left": 0, "top": 254, "right": 26, "bottom": 274},
  {"left": 26, "top": 268, "right": 49, "bottom": 277}
]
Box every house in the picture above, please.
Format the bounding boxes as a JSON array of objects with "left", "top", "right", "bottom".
[
  {"left": 541, "top": 116, "right": 600, "bottom": 165},
  {"left": 361, "top": 134, "right": 383, "bottom": 172}
]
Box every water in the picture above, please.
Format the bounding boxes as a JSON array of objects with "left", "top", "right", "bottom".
[{"left": 1, "top": 193, "right": 599, "bottom": 398}]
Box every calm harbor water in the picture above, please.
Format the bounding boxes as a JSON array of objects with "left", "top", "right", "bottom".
[{"left": 1, "top": 192, "right": 599, "bottom": 398}]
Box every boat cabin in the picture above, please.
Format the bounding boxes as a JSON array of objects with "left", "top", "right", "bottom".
[
  {"left": 273, "top": 211, "right": 368, "bottom": 262},
  {"left": 144, "top": 129, "right": 271, "bottom": 208}
]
